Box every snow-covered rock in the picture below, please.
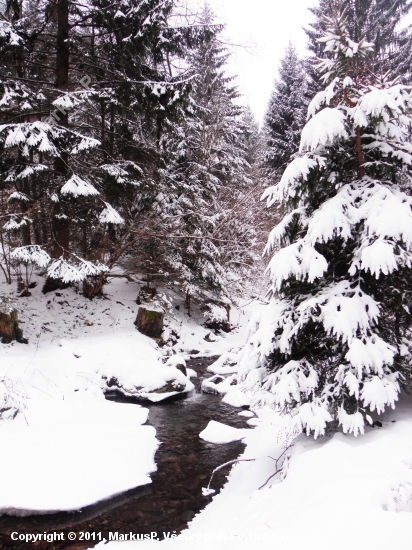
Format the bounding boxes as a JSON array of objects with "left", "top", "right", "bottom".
[{"left": 199, "top": 420, "right": 250, "bottom": 444}]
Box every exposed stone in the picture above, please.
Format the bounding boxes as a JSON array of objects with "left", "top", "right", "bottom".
[
  {"left": 155, "top": 380, "right": 186, "bottom": 394},
  {"left": 174, "top": 363, "right": 187, "bottom": 376},
  {"left": 134, "top": 307, "right": 164, "bottom": 338},
  {"left": 166, "top": 355, "right": 187, "bottom": 376},
  {"left": 0, "top": 299, "right": 28, "bottom": 344}
]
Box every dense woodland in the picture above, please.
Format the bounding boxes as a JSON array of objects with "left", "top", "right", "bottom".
[
  {"left": 1, "top": 0, "right": 412, "bottom": 432},
  {"left": 0, "top": 0, "right": 269, "bottom": 314}
]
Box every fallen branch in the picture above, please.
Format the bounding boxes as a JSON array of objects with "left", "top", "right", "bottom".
[
  {"left": 107, "top": 272, "right": 136, "bottom": 282},
  {"left": 259, "top": 443, "right": 294, "bottom": 490},
  {"left": 203, "top": 458, "right": 256, "bottom": 496}
]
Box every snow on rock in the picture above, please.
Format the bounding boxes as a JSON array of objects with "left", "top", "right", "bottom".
[
  {"left": 222, "top": 387, "right": 255, "bottom": 408},
  {"left": 0, "top": 332, "right": 194, "bottom": 402},
  {"left": 201, "top": 374, "right": 236, "bottom": 395},
  {"left": 207, "top": 353, "right": 238, "bottom": 375},
  {"left": 199, "top": 420, "right": 250, "bottom": 444}
]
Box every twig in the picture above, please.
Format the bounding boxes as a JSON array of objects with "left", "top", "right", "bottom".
[
  {"left": 204, "top": 458, "right": 256, "bottom": 495},
  {"left": 259, "top": 444, "right": 294, "bottom": 490}
]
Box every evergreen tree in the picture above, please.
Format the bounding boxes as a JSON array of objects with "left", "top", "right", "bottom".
[
  {"left": 390, "top": 23, "right": 412, "bottom": 84},
  {"left": 304, "top": 0, "right": 412, "bottom": 96},
  {"left": 264, "top": 44, "right": 307, "bottom": 181},
  {"left": 0, "top": 0, "right": 204, "bottom": 296},
  {"left": 156, "top": 6, "right": 259, "bottom": 314},
  {"left": 237, "top": 7, "right": 412, "bottom": 438}
]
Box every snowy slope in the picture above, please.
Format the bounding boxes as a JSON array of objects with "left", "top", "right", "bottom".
[
  {"left": 0, "top": 277, "right": 192, "bottom": 514},
  {"left": 95, "top": 394, "right": 412, "bottom": 550},
  {"left": 0, "top": 395, "right": 156, "bottom": 515},
  {"left": 0, "top": 275, "right": 258, "bottom": 514}
]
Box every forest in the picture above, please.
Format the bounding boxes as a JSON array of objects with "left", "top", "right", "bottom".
[{"left": 0, "top": 0, "right": 411, "bottom": 548}]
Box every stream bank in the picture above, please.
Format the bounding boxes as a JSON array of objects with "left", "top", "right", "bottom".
[{"left": 0, "top": 356, "right": 250, "bottom": 550}]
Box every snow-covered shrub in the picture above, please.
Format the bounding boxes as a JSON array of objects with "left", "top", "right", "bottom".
[
  {"left": 237, "top": 9, "right": 412, "bottom": 438},
  {"left": 10, "top": 245, "right": 51, "bottom": 294},
  {"left": 204, "top": 303, "right": 231, "bottom": 332},
  {"left": 46, "top": 257, "right": 111, "bottom": 298}
]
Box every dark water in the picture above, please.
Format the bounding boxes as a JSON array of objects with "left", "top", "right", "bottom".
[{"left": 0, "top": 357, "right": 250, "bottom": 549}]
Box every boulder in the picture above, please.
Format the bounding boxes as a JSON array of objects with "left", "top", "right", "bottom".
[
  {"left": 0, "top": 299, "right": 28, "bottom": 344},
  {"left": 166, "top": 355, "right": 187, "bottom": 376},
  {"left": 155, "top": 380, "right": 186, "bottom": 393},
  {"left": 204, "top": 331, "right": 218, "bottom": 342},
  {"left": 134, "top": 307, "right": 164, "bottom": 338}
]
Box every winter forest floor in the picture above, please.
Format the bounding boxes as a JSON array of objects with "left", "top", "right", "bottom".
[{"left": 0, "top": 275, "right": 411, "bottom": 550}]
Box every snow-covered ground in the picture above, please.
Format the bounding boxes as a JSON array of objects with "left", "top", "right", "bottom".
[
  {"left": 0, "top": 393, "right": 156, "bottom": 515},
  {"left": 96, "top": 393, "right": 412, "bottom": 550},
  {"left": 1, "top": 273, "right": 411, "bottom": 549},
  {"left": 0, "top": 275, "right": 254, "bottom": 515}
]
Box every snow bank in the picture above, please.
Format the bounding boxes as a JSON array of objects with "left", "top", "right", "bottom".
[
  {"left": 0, "top": 321, "right": 191, "bottom": 514},
  {"left": 0, "top": 394, "right": 157, "bottom": 515},
  {"left": 0, "top": 331, "right": 193, "bottom": 404},
  {"left": 0, "top": 330, "right": 177, "bottom": 515},
  {"left": 0, "top": 275, "right": 256, "bottom": 516},
  {"left": 95, "top": 395, "right": 412, "bottom": 550}
]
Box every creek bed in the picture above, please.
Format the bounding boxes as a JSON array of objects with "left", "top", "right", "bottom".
[{"left": 0, "top": 356, "right": 250, "bottom": 549}]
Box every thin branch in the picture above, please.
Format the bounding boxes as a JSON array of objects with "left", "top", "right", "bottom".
[
  {"left": 204, "top": 458, "right": 256, "bottom": 495},
  {"left": 258, "top": 444, "right": 294, "bottom": 490}
]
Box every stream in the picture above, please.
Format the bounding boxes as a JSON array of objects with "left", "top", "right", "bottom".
[{"left": 0, "top": 357, "right": 251, "bottom": 549}]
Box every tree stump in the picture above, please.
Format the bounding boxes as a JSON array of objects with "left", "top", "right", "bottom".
[
  {"left": 134, "top": 307, "right": 164, "bottom": 338},
  {"left": 0, "top": 300, "right": 28, "bottom": 344}
]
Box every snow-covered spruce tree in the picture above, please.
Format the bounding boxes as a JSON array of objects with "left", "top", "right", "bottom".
[
  {"left": 305, "top": 0, "right": 412, "bottom": 97},
  {"left": 237, "top": 9, "right": 412, "bottom": 438},
  {"left": 390, "top": 23, "right": 412, "bottom": 85},
  {"left": 264, "top": 44, "right": 307, "bottom": 181},
  {"left": 0, "top": 0, "right": 204, "bottom": 297},
  {"left": 155, "top": 7, "right": 259, "bottom": 314},
  {"left": 0, "top": 0, "right": 119, "bottom": 295}
]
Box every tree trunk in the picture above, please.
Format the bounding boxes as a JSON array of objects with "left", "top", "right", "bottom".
[
  {"left": 52, "top": 0, "right": 70, "bottom": 258},
  {"left": 109, "top": 103, "right": 115, "bottom": 156},
  {"left": 355, "top": 127, "right": 365, "bottom": 179},
  {"left": 82, "top": 274, "right": 107, "bottom": 299}
]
